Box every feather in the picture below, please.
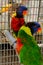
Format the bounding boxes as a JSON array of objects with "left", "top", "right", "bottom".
[{"left": 17, "top": 27, "right": 42, "bottom": 65}]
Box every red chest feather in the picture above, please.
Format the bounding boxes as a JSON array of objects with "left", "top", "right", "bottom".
[
  {"left": 16, "top": 38, "right": 23, "bottom": 53},
  {"left": 11, "top": 17, "right": 25, "bottom": 32}
]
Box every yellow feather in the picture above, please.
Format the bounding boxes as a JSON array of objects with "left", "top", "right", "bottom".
[
  {"left": 20, "top": 25, "right": 32, "bottom": 36},
  {"left": 11, "top": 11, "right": 17, "bottom": 17}
]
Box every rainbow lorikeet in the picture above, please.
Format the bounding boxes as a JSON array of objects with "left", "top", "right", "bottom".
[
  {"left": 11, "top": 5, "right": 28, "bottom": 36},
  {"left": 16, "top": 26, "right": 42, "bottom": 65}
]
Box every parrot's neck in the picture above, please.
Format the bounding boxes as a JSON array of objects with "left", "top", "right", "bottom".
[{"left": 16, "top": 38, "right": 23, "bottom": 54}]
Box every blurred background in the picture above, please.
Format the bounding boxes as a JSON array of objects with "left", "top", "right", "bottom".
[{"left": 0, "top": 0, "right": 43, "bottom": 65}]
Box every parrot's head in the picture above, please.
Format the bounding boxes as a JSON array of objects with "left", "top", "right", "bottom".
[
  {"left": 26, "top": 22, "right": 42, "bottom": 35},
  {"left": 16, "top": 5, "right": 28, "bottom": 18}
]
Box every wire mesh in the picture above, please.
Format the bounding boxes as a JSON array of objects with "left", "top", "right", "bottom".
[{"left": 0, "top": 0, "right": 43, "bottom": 65}]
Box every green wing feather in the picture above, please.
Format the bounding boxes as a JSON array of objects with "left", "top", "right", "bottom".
[{"left": 18, "top": 30, "right": 42, "bottom": 65}]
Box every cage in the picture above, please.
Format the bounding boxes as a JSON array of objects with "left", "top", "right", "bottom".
[{"left": 0, "top": 0, "right": 43, "bottom": 65}]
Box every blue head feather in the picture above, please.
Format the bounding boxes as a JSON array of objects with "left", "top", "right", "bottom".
[
  {"left": 16, "top": 5, "right": 27, "bottom": 17},
  {"left": 32, "top": 22, "right": 40, "bottom": 34},
  {"left": 26, "top": 22, "right": 41, "bottom": 34}
]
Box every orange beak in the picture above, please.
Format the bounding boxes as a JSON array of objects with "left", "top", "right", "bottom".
[
  {"left": 23, "top": 10, "right": 28, "bottom": 16},
  {"left": 37, "top": 27, "right": 42, "bottom": 33}
]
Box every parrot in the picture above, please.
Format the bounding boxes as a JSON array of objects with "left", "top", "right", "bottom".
[
  {"left": 16, "top": 25, "right": 42, "bottom": 65},
  {"left": 11, "top": 5, "right": 41, "bottom": 37},
  {"left": 11, "top": 5, "right": 28, "bottom": 36}
]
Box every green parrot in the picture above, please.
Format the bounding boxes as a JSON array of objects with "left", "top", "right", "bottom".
[{"left": 16, "top": 25, "right": 42, "bottom": 65}]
